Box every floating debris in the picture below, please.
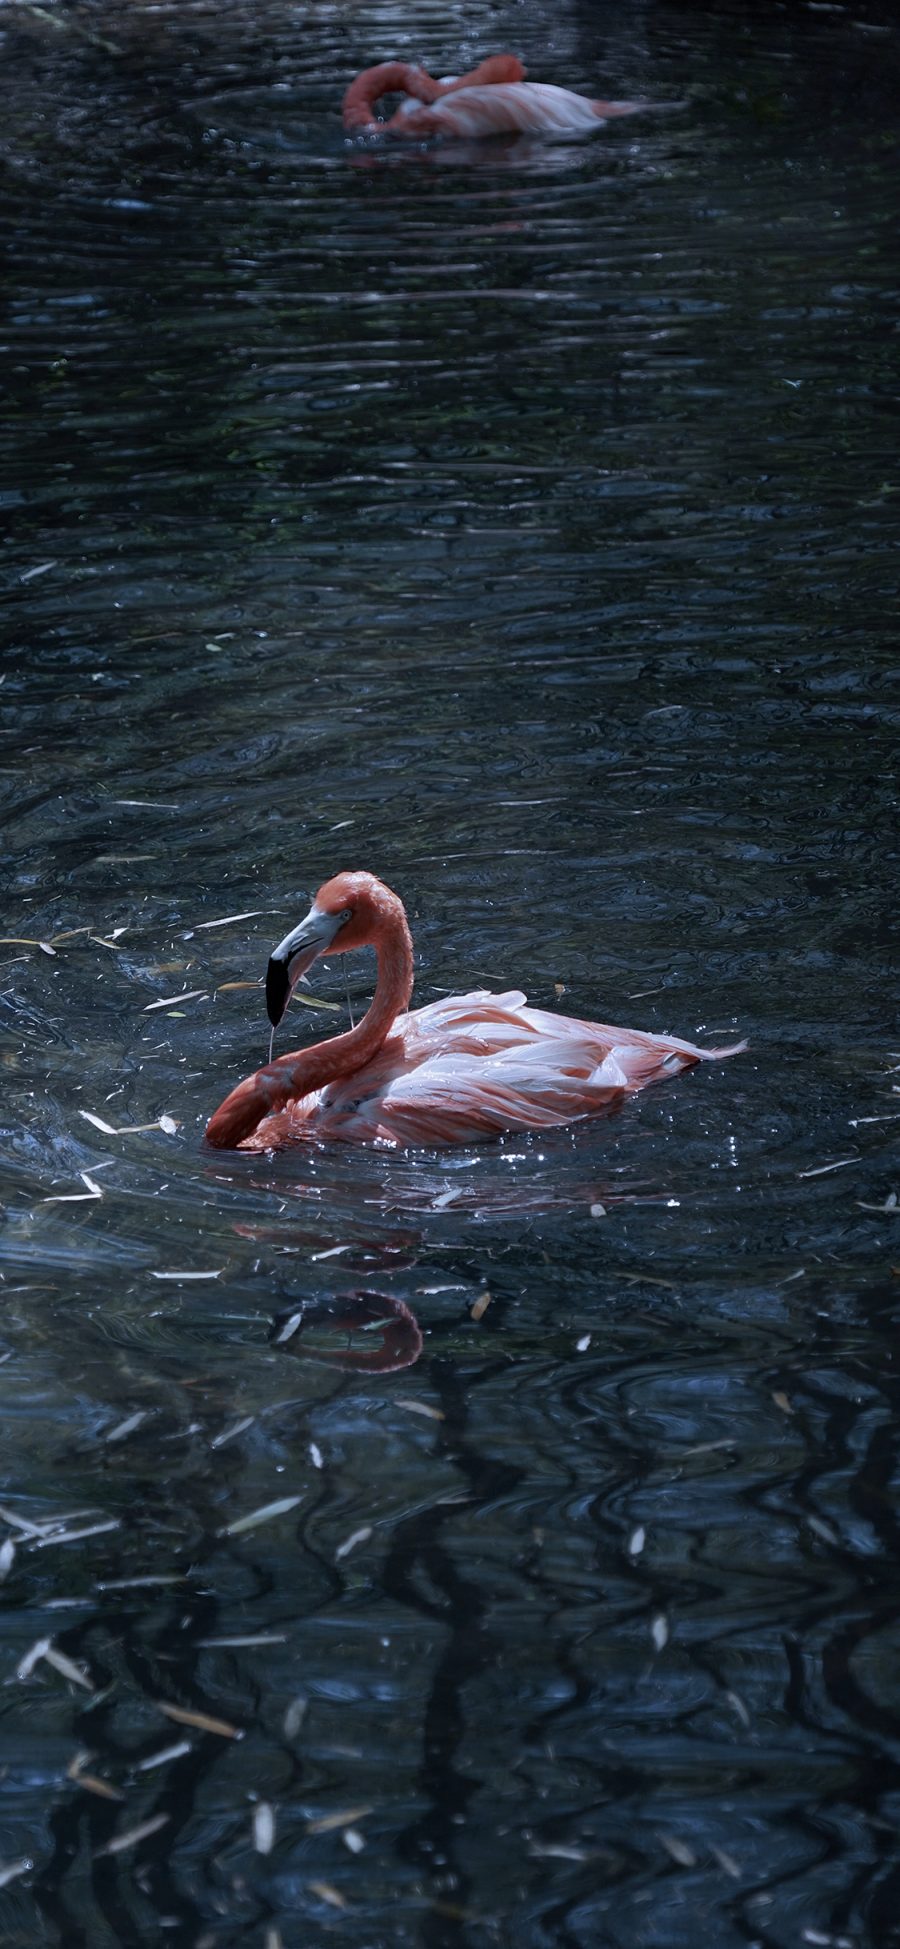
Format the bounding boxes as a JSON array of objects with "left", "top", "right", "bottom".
[
  {"left": 309, "top": 1882, "right": 349, "bottom": 1911},
  {"left": 394, "top": 1399, "right": 445, "bottom": 1422},
  {"left": 590, "top": 1202, "right": 607, "bottom": 1218},
  {"left": 529, "top": 1841, "right": 591, "bottom": 1862},
  {"left": 576, "top": 1334, "right": 591, "bottom": 1353},
  {"left": 726, "top": 1689, "right": 751, "bottom": 1728},
  {"left": 335, "top": 1526, "right": 372, "bottom": 1562},
  {"left": 42, "top": 1171, "right": 104, "bottom": 1204},
  {"left": 157, "top": 1702, "right": 242, "bottom": 1740},
  {"left": 470, "top": 1291, "right": 491, "bottom": 1322},
  {"left": 197, "top": 1634, "right": 288, "bottom": 1649},
  {"left": 2, "top": 1504, "right": 102, "bottom": 1540},
  {"left": 150, "top": 1269, "right": 224, "bottom": 1283},
  {"left": 772, "top": 1391, "right": 794, "bottom": 1416},
  {"left": 113, "top": 1118, "right": 179, "bottom": 1136},
  {"left": 97, "top": 1574, "right": 184, "bottom": 1591},
  {"left": 0, "top": 1505, "right": 50, "bottom": 1540},
  {"left": 196, "top": 910, "right": 281, "bottom": 931},
  {"left": 343, "top": 1828, "right": 366, "bottom": 1854},
  {"left": 283, "top": 1696, "right": 308, "bottom": 1739},
  {"left": 136, "top": 1740, "right": 192, "bottom": 1772},
  {"left": 253, "top": 1802, "right": 276, "bottom": 1855},
  {"left": 16, "top": 1637, "right": 52, "bottom": 1681},
  {"left": 95, "top": 1814, "right": 170, "bottom": 1858},
  {"left": 797, "top": 1158, "right": 857, "bottom": 1179},
  {"left": 628, "top": 1526, "right": 646, "bottom": 1558},
  {"left": 309, "top": 1442, "right": 324, "bottom": 1470},
  {"left": 17, "top": 1637, "right": 94, "bottom": 1689},
  {"left": 856, "top": 1192, "right": 899, "bottom": 1215},
  {"left": 67, "top": 1753, "right": 123, "bottom": 1801},
  {"left": 310, "top": 1244, "right": 351, "bottom": 1261},
  {"left": 659, "top": 1833, "right": 696, "bottom": 1868},
  {"left": 79, "top": 1110, "right": 119, "bottom": 1135},
  {"left": 0, "top": 1539, "right": 15, "bottom": 1581},
  {"left": 218, "top": 1495, "right": 303, "bottom": 1538},
  {"left": 44, "top": 1646, "right": 95, "bottom": 1691},
  {"left": 807, "top": 1514, "right": 838, "bottom": 1544},
  {"left": 143, "top": 990, "right": 208, "bottom": 1012},
  {"left": 307, "top": 1807, "right": 373, "bottom": 1836},
  {"left": 33, "top": 1519, "right": 121, "bottom": 1550},
  {"left": 273, "top": 1311, "right": 304, "bottom": 1346},
  {"left": 711, "top": 1843, "right": 741, "bottom": 1879},
  {"left": 211, "top": 1416, "right": 255, "bottom": 1451},
  {"left": 105, "top": 1410, "right": 149, "bottom": 1445},
  {"left": 651, "top": 1614, "right": 669, "bottom": 1653},
  {"left": 0, "top": 1858, "right": 32, "bottom": 1891}
]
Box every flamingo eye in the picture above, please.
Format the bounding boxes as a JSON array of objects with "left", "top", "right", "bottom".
[{"left": 339, "top": 908, "right": 353, "bottom": 925}]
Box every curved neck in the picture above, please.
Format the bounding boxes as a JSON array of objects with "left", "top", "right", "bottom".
[
  {"left": 342, "top": 56, "right": 526, "bottom": 131},
  {"left": 277, "top": 905, "right": 414, "bottom": 1094},
  {"left": 342, "top": 62, "right": 437, "bottom": 130}
]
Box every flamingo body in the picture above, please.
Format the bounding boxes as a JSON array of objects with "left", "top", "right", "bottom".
[
  {"left": 206, "top": 873, "right": 744, "bottom": 1152},
  {"left": 342, "top": 55, "right": 641, "bottom": 141}
]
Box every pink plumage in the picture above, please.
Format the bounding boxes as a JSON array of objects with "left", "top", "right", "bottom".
[
  {"left": 206, "top": 872, "right": 745, "bottom": 1152},
  {"left": 341, "top": 54, "right": 642, "bottom": 141}
]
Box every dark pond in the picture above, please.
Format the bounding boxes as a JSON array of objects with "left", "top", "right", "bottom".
[{"left": 1, "top": 0, "right": 898, "bottom": 1942}]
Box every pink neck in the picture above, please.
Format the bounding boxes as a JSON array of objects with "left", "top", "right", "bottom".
[
  {"left": 342, "top": 62, "right": 435, "bottom": 130},
  {"left": 276, "top": 905, "right": 414, "bottom": 1095},
  {"left": 342, "top": 54, "right": 527, "bottom": 130}
]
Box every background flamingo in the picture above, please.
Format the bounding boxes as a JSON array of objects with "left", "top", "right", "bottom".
[
  {"left": 206, "top": 872, "right": 744, "bottom": 1151},
  {"left": 342, "top": 54, "right": 643, "bottom": 140}
]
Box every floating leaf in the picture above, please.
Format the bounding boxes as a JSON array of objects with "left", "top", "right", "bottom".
[
  {"left": 143, "top": 989, "right": 208, "bottom": 1012},
  {"left": 659, "top": 1833, "right": 696, "bottom": 1868},
  {"left": 307, "top": 1807, "right": 372, "bottom": 1836},
  {"left": 309, "top": 1882, "right": 349, "bottom": 1912},
  {"left": 395, "top": 1399, "right": 444, "bottom": 1422},
  {"left": 136, "top": 1739, "right": 192, "bottom": 1772},
  {"left": 219, "top": 1494, "right": 302, "bottom": 1537},
  {"left": 651, "top": 1614, "right": 669, "bottom": 1652},
  {"left": 335, "top": 1525, "right": 372, "bottom": 1562},
  {"left": 157, "top": 1702, "right": 242, "bottom": 1740},
  {"left": 253, "top": 1803, "right": 276, "bottom": 1855},
  {"left": 105, "top": 1411, "right": 148, "bottom": 1444},
  {"left": 95, "top": 1815, "right": 170, "bottom": 1857}
]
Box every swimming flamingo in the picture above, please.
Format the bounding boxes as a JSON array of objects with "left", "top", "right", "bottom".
[
  {"left": 342, "top": 54, "right": 642, "bottom": 141},
  {"left": 205, "top": 872, "right": 744, "bottom": 1151}
]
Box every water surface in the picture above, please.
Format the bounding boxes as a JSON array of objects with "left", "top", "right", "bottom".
[{"left": 1, "top": 1, "right": 898, "bottom": 1943}]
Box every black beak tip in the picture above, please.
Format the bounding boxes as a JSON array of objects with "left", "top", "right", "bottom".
[{"left": 265, "top": 957, "right": 290, "bottom": 1029}]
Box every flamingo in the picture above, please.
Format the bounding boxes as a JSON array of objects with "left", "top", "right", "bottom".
[
  {"left": 341, "top": 54, "right": 643, "bottom": 141},
  {"left": 205, "top": 872, "right": 745, "bottom": 1151}
]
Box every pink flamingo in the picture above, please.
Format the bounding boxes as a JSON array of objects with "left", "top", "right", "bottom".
[
  {"left": 205, "top": 872, "right": 744, "bottom": 1151},
  {"left": 342, "top": 53, "right": 642, "bottom": 141}
]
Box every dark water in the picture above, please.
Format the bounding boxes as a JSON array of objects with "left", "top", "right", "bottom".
[{"left": 1, "top": 0, "right": 899, "bottom": 1941}]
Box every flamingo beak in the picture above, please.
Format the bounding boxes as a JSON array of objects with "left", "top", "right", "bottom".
[{"left": 266, "top": 906, "right": 344, "bottom": 1027}]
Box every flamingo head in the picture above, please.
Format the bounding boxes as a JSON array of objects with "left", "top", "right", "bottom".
[{"left": 265, "top": 870, "right": 403, "bottom": 1027}]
